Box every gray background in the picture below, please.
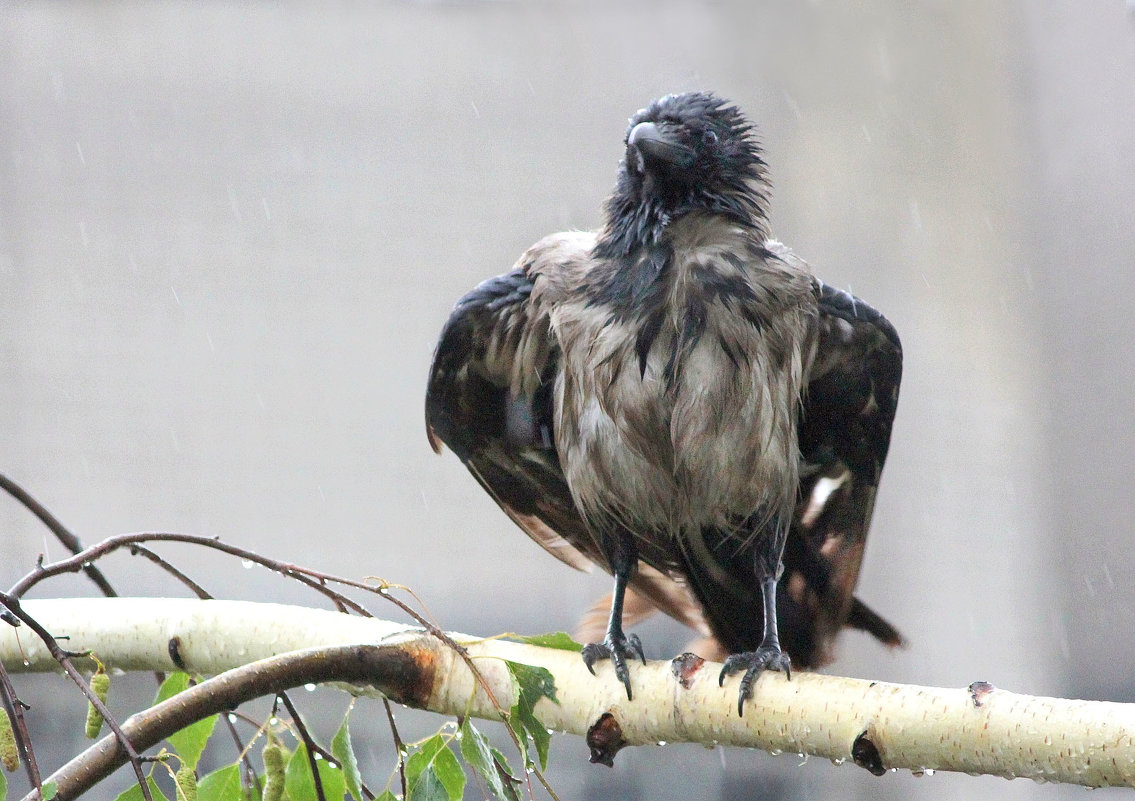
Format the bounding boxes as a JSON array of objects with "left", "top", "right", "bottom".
[{"left": 2, "top": 2, "right": 1134, "bottom": 800}]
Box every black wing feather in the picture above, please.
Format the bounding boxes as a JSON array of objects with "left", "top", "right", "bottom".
[
  {"left": 782, "top": 280, "right": 904, "bottom": 664},
  {"left": 425, "top": 270, "right": 595, "bottom": 572}
]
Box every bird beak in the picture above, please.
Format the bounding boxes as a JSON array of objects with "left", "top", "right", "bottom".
[{"left": 628, "top": 122, "right": 696, "bottom": 169}]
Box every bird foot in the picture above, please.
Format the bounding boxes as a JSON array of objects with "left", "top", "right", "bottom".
[
  {"left": 581, "top": 632, "right": 646, "bottom": 700},
  {"left": 719, "top": 645, "right": 791, "bottom": 716}
]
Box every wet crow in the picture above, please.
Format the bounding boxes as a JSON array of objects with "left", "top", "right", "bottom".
[{"left": 426, "top": 92, "right": 903, "bottom": 714}]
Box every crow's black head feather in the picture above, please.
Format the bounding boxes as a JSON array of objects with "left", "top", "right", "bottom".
[{"left": 596, "top": 92, "right": 769, "bottom": 258}]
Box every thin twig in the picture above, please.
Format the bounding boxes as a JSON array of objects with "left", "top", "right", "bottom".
[
  {"left": 0, "top": 660, "right": 41, "bottom": 792},
  {"left": 0, "top": 473, "right": 118, "bottom": 598},
  {"left": 382, "top": 698, "right": 408, "bottom": 800},
  {"left": 278, "top": 693, "right": 326, "bottom": 801},
  {"left": 221, "top": 713, "right": 262, "bottom": 801},
  {"left": 129, "top": 546, "right": 213, "bottom": 600}
]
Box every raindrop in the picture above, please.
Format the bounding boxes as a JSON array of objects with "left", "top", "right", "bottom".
[
  {"left": 304, "top": 683, "right": 316, "bottom": 692},
  {"left": 269, "top": 716, "right": 279, "bottom": 725},
  {"left": 313, "top": 753, "right": 323, "bottom": 761},
  {"left": 656, "top": 741, "right": 667, "bottom": 747},
  {"left": 830, "top": 757, "right": 845, "bottom": 766},
  {"left": 171, "top": 287, "right": 181, "bottom": 305},
  {"left": 75, "top": 141, "right": 85, "bottom": 166},
  {"left": 227, "top": 714, "right": 238, "bottom": 723},
  {"left": 241, "top": 559, "right": 254, "bottom": 569}
]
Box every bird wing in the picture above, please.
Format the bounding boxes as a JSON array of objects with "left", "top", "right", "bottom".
[
  {"left": 778, "top": 277, "right": 905, "bottom": 666},
  {"left": 425, "top": 232, "right": 712, "bottom": 634}
]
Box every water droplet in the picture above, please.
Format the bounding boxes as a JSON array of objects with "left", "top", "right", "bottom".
[
  {"left": 269, "top": 716, "right": 279, "bottom": 726},
  {"left": 227, "top": 714, "right": 237, "bottom": 723},
  {"left": 831, "top": 757, "right": 845, "bottom": 766},
  {"left": 656, "top": 741, "right": 667, "bottom": 747},
  {"left": 304, "top": 683, "right": 316, "bottom": 692}
]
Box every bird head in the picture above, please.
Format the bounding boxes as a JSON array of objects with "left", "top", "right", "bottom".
[{"left": 598, "top": 92, "right": 768, "bottom": 256}]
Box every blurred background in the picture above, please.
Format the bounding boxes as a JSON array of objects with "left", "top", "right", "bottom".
[{"left": 2, "top": 2, "right": 1134, "bottom": 799}]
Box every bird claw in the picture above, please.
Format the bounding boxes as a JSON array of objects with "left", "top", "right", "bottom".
[
  {"left": 719, "top": 645, "right": 792, "bottom": 716},
  {"left": 581, "top": 632, "right": 646, "bottom": 700}
]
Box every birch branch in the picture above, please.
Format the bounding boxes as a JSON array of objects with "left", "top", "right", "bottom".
[{"left": 2, "top": 598, "right": 1132, "bottom": 790}]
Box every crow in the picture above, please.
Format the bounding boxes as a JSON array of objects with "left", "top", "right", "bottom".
[{"left": 426, "top": 91, "right": 903, "bottom": 714}]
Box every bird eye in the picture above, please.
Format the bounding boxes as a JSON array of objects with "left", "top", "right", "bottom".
[{"left": 702, "top": 129, "right": 719, "bottom": 145}]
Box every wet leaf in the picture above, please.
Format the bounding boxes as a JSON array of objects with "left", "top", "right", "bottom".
[
  {"left": 197, "top": 764, "right": 241, "bottom": 801},
  {"left": 511, "top": 632, "right": 581, "bottom": 653},
  {"left": 154, "top": 673, "right": 216, "bottom": 770}
]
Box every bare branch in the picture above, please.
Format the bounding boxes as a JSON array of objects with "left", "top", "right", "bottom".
[
  {"left": 4, "top": 597, "right": 1135, "bottom": 790},
  {"left": 0, "top": 472, "right": 118, "bottom": 598}
]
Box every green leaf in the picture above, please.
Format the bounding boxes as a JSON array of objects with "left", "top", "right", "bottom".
[
  {"left": 459, "top": 719, "right": 510, "bottom": 800},
  {"left": 284, "top": 743, "right": 346, "bottom": 801},
  {"left": 153, "top": 673, "right": 217, "bottom": 769},
  {"left": 197, "top": 765, "right": 242, "bottom": 801},
  {"left": 374, "top": 793, "right": 399, "bottom": 801},
  {"left": 489, "top": 748, "right": 522, "bottom": 801},
  {"left": 405, "top": 734, "right": 463, "bottom": 801},
  {"left": 40, "top": 783, "right": 56, "bottom": 801},
  {"left": 503, "top": 661, "right": 558, "bottom": 770},
  {"left": 408, "top": 767, "right": 446, "bottom": 801},
  {"left": 330, "top": 716, "right": 362, "bottom": 801},
  {"left": 112, "top": 778, "right": 169, "bottom": 801},
  {"left": 431, "top": 745, "right": 465, "bottom": 801},
  {"left": 511, "top": 632, "right": 582, "bottom": 652},
  {"left": 404, "top": 734, "right": 446, "bottom": 790}
]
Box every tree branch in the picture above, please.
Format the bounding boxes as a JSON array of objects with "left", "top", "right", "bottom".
[{"left": 2, "top": 597, "right": 1133, "bottom": 790}]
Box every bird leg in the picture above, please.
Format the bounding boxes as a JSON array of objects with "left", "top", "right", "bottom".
[
  {"left": 581, "top": 534, "right": 646, "bottom": 700},
  {"left": 719, "top": 567, "right": 792, "bottom": 716}
]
